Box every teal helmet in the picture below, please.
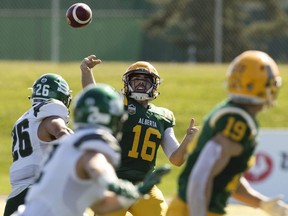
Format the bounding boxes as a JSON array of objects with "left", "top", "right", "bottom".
[
  {"left": 30, "top": 73, "right": 72, "bottom": 108},
  {"left": 73, "top": 84, "right": 127, "bottom": 138}
]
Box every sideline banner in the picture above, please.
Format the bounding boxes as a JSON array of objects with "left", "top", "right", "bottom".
[{"left": 233, "top": 129, "right": 288, "bottom": 202}]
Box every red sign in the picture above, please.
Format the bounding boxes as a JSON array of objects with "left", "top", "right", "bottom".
[{"left": 244, "top": 152, "right": 273, "bottom": 182}]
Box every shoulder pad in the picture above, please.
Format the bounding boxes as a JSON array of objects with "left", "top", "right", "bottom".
[
  {"left": 73, "top": 130, "right": 121, "bottom": 167},
  {"left": 33, "top": 100, "right": 70, "bottom": 124},
  {"left": 149, "top": 104, "right": 175, "bottom": 125},
  {"left": 209, "top": 107, "right": 257, "bottom": 137}
]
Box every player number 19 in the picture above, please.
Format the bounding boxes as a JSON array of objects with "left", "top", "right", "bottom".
[{"left": 223, "top": 117, "right": 247, "bottom": 141}]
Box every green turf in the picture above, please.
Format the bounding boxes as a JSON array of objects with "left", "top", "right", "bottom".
[{"left": 1, "top": 61, "right": 288, "bottom": 197}]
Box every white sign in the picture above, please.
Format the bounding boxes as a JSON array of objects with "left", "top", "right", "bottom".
[{"left": 232, "top": 129, "right": 288, "bottom": 202}]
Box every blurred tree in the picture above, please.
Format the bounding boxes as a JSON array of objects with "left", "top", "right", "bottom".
[{"left": 143, "top": 0, "right": 288, "bottom": 62}]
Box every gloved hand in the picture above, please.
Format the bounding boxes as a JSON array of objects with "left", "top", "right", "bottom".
[
  {"left": 107, "top": 164, "right": 171, "bottom": 197},
  {"left": 106, "top": 164, "right": 171, "bottom": 208},
  {"left": 260, "top": 196, "right": 288, "bottom": 216},
  {"left": 106, "top": 178, "right": 141, "bottom": 208},
  {"left": 137, "top": 164, "right": 171, "bottom": 195},
  {"left": 107, "top": 179, "right": 141, "bottom": 200}
]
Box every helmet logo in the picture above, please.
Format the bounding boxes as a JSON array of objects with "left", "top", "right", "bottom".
[
  {"left": 84, "top": 97, "right": 111, "bottom": 124},
  {"left": 87, "top": 106, "right": 111, "bottom": 124},
  {"left": 40, "top": 77, "right": 48, "bottom": 83}
]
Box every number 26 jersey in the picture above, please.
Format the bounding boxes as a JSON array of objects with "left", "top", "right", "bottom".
[{"left": 8, "top": 100, "right": 69, "bottom": 199}]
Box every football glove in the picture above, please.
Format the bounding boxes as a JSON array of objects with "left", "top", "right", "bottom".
[
  {"left": 106, "top": 179, "right": 141, "bottom": 208},
  {"left": 106, "top": 164, "right": 171, "bottom": 208},
  {"left": 137, "top": 164, "right": 171, "bottom": 195},
  {"left": 107, "top": 179, "right": 141, "bottom": 200},
  {"left": 107, "top": 164, "right": 171, "bottom": 198},
  {"left": 260, "top": 196, "right": 288, "bottom": 216}
]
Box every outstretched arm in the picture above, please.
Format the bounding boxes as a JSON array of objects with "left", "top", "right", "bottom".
[
  {"left": 78, "top": 150, "right": 171, "bottom": 214},
  {"left": 233, "top": 176, "right": 288, "bottom": 216},
  {"left": 91, "top": 163, "right": 171, "bottom": 214},
  {"left": 80, "top": 54, "right": 102, "bottom": 88},
  {"left": 232, "top": 176, "right": 267, "bottom": 208}
]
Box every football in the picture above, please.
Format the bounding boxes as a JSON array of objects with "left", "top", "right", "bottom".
[{"left": 66, "top": 3, "right": 92, "bottom": 28}]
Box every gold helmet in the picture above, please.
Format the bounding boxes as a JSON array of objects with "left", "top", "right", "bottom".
[
  {"left": 122, "top": 61, "right": 161, "bottom": 101},
  {"left": 227, "top": 50, "right": 281, "bottom": 107}
]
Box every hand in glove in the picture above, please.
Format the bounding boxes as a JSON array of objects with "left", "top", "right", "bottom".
[
  {"left": 260, "top": 196, "right": 288, "bottom": 216},
  {"left": 137, "top": 164, "right": 171, "bottom": 195},
  {"left": 106, "top": 164, "right": 171, "bottom": 207}
]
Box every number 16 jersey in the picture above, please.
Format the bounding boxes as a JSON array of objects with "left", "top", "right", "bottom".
[{"left": 116, "top": 96, "right": 175, "bottom": 183}]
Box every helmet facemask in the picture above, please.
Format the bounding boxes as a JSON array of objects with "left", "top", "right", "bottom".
[
  {"left": 127, "top": 71, "right": 158, "bottom": 101},
  {"left": 264, "top": 75, "right": 282, "bottom": 108},
  {"left": 122, "top": 63, "right": 161, "bottom": 101}
]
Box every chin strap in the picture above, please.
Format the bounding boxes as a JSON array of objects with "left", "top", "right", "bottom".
[{"left": 130, "top": 92, "right": 150, "bottom": 101}]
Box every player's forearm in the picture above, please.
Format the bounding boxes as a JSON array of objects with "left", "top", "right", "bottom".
[
  {"left": 80, "top": 55, "right": 102, "bottom": 88},
  {"left": 169, "top": 143, "right": 186, "bottom": 166},
  {"left": 169, "top": 134, "right": 193, "bottom": 166},
  {"left": 169, "top": 124, "right": 198, "bottom": 166},
  {"left": 232, "top": 176, "right": 267, "bottom": 208},
  {"left": 81, "top": 69, "right": 96, "bottom": 88}
]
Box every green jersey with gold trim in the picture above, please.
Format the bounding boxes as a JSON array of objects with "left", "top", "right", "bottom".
[
  {"left": 178, "top": 100, "right": 259, "bottom": 214},
  {"left": 116, "top": 96, "right": 175, "bottom": 182}
]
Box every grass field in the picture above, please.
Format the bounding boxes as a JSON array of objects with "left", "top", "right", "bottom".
[
  {"left": 0, "top": 60, "right": 287, "bottom": 215},
  {"left": 0, "top": 196, "right": 269, "bottom": 216}
]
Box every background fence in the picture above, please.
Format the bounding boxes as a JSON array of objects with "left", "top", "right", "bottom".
[{"left": 1, "top": 0, "right": 288, "bottom": 62}]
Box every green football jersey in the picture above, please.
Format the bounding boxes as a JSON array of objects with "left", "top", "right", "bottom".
[
  {"left": 178, "top": 99, "right": 259, "bottom": 214},
  {"left": 116, "top": 96, "right": 175, "bottom": 183}
]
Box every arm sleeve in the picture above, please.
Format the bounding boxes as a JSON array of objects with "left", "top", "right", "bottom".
[
  {"left": 187, "top": 140, "right": 222, "bottom": 216},
  {"left": 161, "top": 127, "right": 180, "bottom": 158}
]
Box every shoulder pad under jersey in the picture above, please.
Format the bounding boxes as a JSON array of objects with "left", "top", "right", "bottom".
[
  {"left": 209, "top": 106, "right": 257, "bottom": 137},
  {"left": 149, "top": 104, "right": 175, "bottom": 125},
  {"left": 73, "top": 129, "right": 121, "bottom": 167},
  {"left": 32, "top": 99, "right": 70, "bottom": 124}
]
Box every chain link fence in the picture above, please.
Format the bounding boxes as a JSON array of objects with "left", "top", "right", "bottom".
[{"left": 1, "top": 0, "right": 288, "bottom": 62}]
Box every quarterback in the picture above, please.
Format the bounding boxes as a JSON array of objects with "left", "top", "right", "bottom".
[{"left": 80, "top": 55, "right": 198, "bottom": 216}]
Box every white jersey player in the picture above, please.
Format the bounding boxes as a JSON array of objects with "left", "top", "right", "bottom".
[
  {"left": 4, "top": 73, "right": 73, "bottom": 216},
  {"left": 12, "top": 84, "right": 171, "bottom": 216}
]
